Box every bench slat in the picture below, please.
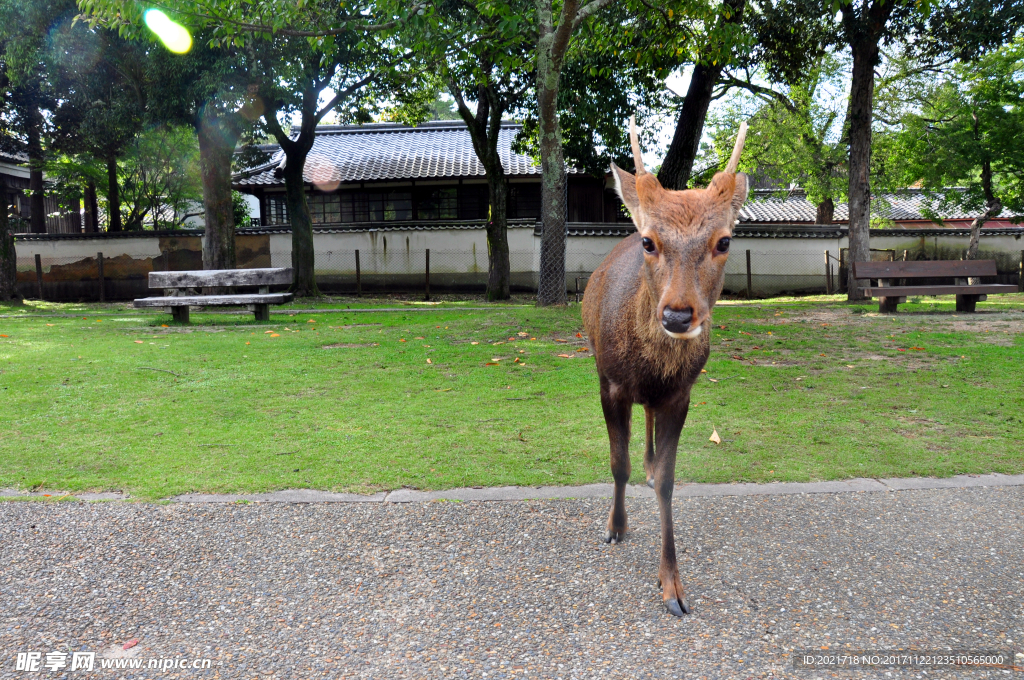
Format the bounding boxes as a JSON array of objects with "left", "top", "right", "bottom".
[
  {"left": 860, "top": 284, "right": 1016, "bottom": 297},
  {"left": 134, "top": 293, "right": 293, "bottom": 308},
  {"left": 149, "top": 268, "right": 294, "bottom": 289},
  {"left": 852, "top": 260, "right": 997, "bottom": 279}
]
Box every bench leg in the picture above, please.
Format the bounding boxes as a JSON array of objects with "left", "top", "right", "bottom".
[
  {"left": 253, "top": 303, "right": 270, "bottom": 322},
  {"left": 878, "top": 296, "right": 899, "bottom": 313},
  {"left": 955, "top": 294, "right": 978, "bottom": 313},
  {"left": 171, "top": 306, "right": 190, "bottom": 324}
]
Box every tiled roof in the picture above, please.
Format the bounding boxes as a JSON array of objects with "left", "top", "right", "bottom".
[
  {"left": 234, "top": 121, "right": 554, "bottom": 187},
  {"left": 739, "top": 189, "right": 1021, "bottom": 223}
]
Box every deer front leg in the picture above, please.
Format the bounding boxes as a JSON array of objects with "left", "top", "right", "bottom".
[
  {"left": 600, "top": 381, "right": 632, "bottom": 544},
  {"left": 643, "top": 405, "right": 655, "bottom": 488},
  {"left": 653, "top": 396, "right": 691, "bottom": 616}
]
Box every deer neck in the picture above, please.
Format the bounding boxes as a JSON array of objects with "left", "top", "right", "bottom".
[{"left": 630, "top": 279, "right": 709, "bottom": 381}]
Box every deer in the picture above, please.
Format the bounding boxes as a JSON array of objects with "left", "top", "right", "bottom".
[{"left": 581, "top": 117, "right": 748, "bottom": 617}]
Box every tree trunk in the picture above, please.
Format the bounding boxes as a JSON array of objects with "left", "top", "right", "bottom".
[
  {"left": 106, "top": 156, "right": 122, "bottom": 233},
  {"left": 657, "top": 0, "right": 746, "bottom": 190},
  {"left": 0, "top": 178, "right": 18, "bottom": 300},
  {"left": 83, "top": 181, "right": 99, "bottom": 233},
  {"left": 658, "top": 63, "right": 723, "bottom": 190},
  {"left": 816, "top": 197, "right": 835, "bottom": 225},
  {"left": 27, "top": 107, "right": 45, "bottom": 234},
  {"left": 536, "top": 8, "right": 567, "bottom": 306},
  {"left": 964, "top": 162, "right": 1001, "bottom": 284},
  {"left": 282, "top": 155, "right": 318, "bottom": 298},
  {"left": 486, "top": 175, "right": 511, "bottom": 300},
  {"left": 844, "top": 37, "right": 877, "bottom": 300},
  {"left": 197, "top": 109, "right": 239, "bottom": 271},
  {"left": 842, "top": 0, "right": 892, "bottom": 300}
]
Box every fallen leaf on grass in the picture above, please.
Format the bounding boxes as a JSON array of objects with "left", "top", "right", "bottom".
[
  {"left": 470, "top": 341, "right": 479, "bottom": 345},
  {"left": 46, "top": 323, "right": 54, "bottom": 326},
  {"left": 161, "top": 324, "right": 168, "bottom": 328},
  {"left": 910, "top": 347, "right": 925, "bottom": 351},
  {"left": 264, "top": 330, "right": 274, "bottom": 334},
  {"left": 246, "top": 342, "right": 250, "bottom": 345},
  {"left": 751, "top": 346, "right": 761, "bottom": 350},
  {"left": 492, "top": 341, "right": 504, "bottom": 345},
  {"left": 708, "top": 378, "right": 718, "bottom": 383},
  {"left": 415, "top": 336, "right": 425, "bottom": 340},
  {"left": 307, "top": 319, "right": 315, "bottom": 323},
  {"left": 485, "top": 362, "right": 500, "bottom": 366},
  {"left": 731, "top": 355, "right": 743, "bottom": 360},
  {"left": 740, "top": 331, "right": 751, "bottom": 335},
  {"left": 709, "top": 428, "right": 721, "bottom": 444},
  {"left": 701, "top": 369, "right": 707, "bottom": 373},
  {"left": 269, "top": 333, "right": 280, "bottom": 338},
  {"left": 426, "top": 358, "right": 432, "bottom": 364},
  {"left": 530, "top": 337, "right": 536, "bottom": 340},
  {"left": 517, "top": 331, "right": 528, "bottom": 337},
  {"left": 718, "top": 325, "right": 726, "bottom": 330},
  {"left": 134, "top": 340, "right": 144, "bottom": 344},
  {"left": 514, "top": 357, "right": 521, "bottom": 363},
  {"left": 819, "top": 353, "right": 826, "bottom": 357},
  {"left": 576, "top": 347, "right": 589, "bottom": 352},
  {"left": 0, "top": 335, "right": 8, "bottom": 338},
  {"left": 399, "top": 339, "right": 406, "bottom": 342},
  {"left": 556, "top": 354, "right": 573, "bottom": 358},
  {"left": 941, "top": 384, "right": 949, "bottom": 388},
  {"left": 576, "top": 332, "right": 582, "bottom": 338},
  {"left": 555, "top": 338, "right": 567, "bottom": 343}
]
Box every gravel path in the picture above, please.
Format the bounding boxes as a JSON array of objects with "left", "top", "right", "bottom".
[{"left": 2, "top": 486, "right": 1021, "bottom": 679}]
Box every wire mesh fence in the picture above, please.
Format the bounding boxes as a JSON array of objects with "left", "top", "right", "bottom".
[{"left": 16, "top": 247, "right": 1023, "bottom": 301}]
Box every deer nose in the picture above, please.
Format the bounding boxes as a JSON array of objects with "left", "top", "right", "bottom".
[{"left": 661, "top": 306, "right": 694, "bottom": 333}]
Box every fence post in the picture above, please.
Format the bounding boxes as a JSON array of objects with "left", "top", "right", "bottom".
[
  {"left": 745, "top": 249, "right": 752, "bottom": 299},
  {"left": 575, "top": 277, "right": 580, "bottom": 303},
  {"left": 824, "top": 250, "right": 832, "bottom": 295},
  {"left": 424, "top": 248, "right": 430, "bottom": 301},
  {"left": 838, "top": 249, "right": 846, "bottom": 294},
  {"left": 355, "top": 249, "right": 361, "bottom": 297},
  {"left": 34, "top": 254, "right": 43, "bottom": 300},
  {"left": 97, "top": 252, "right": 105, "bottom": 303},
  {"left": 1019, "top": 250, "right": 1023, "bottom": 293}
]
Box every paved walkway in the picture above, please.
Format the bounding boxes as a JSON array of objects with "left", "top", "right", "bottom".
[{"left": 1, "top": 482, "right": 1022, "bottom": 679}]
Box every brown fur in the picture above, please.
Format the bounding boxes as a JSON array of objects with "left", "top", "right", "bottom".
[{"left": 581, "top": 142, "right": 748, "bottom": 616}]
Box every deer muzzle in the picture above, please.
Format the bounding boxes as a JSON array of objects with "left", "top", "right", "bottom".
[{"left": 661, "top": 305, "right": 702, "bottom": 339}]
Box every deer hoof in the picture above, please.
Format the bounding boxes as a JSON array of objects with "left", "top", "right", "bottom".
[
  {"left": 646, "top": 478, "right": 655, "bottom": 489},
  {"left": 665, "top": 598, "right": 692, "bottom": 617},
  {"left": 604, "top": 529, "right": 625, "bottom": 544}
]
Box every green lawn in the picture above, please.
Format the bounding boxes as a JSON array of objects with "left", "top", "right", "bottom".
[{"left": 1, "top": 294, "right": 1022, "bottom": 500}]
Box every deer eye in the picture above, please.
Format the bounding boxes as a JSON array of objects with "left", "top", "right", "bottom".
[
  {"left": 641, "top": 237, "right": 656, "bottom": 253},
  {"left": 715, "top": 237, "right": 731, "bottom": 254}
]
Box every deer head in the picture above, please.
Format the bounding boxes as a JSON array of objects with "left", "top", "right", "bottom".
[{"left": 610, "top": 117, "right": 748, "bottom": 339}]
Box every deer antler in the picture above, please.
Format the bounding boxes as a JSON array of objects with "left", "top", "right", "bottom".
[
  {"left": 724, "top": 122, "right": 749, "bottom": 174},
  {"left": 629, "top": 115, "right": 647, "bottom": 175},
  {"left": 725, "top": 122, "right": 747, "bottom": 174}
]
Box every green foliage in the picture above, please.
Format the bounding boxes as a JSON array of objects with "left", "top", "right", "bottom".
[
  {"left": 232, "top": 191, "right": 251, "bottom": 226},
  {"left": 698, "top": 53, "right": 849, "bottom": 211},
  {"left": 875, "top": 40, "right": 1024, "bottom": 220}
]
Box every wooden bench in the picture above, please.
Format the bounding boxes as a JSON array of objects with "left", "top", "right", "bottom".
[
  {"left": 853, "top": 260, "right": 1016, "bottom": 313},
  {"left": 133, "top": 268, "right": 294, "bottom": 323}
]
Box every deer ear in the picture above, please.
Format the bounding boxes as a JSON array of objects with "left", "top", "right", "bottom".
[
  {"left": 610, "top": 162, "right": 641, "bottom": 225},
  {"left": 731, "top": 172, "right": 749, "bottom": 213}
]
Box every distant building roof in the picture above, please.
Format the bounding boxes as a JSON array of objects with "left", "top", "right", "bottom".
[
  {"left": 234, "top": 121, "right": 559, "bottom": 188},
  {"left": 740, "top": 189, "right": 1021, "bottom": 224}
]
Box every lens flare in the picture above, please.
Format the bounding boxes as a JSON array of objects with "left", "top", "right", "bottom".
[{"left": 144, "top": 9, "right": 192, "bottom": 54}]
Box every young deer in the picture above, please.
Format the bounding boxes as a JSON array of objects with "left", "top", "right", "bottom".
[{"left": 582, "top": 118, "right": 748, "bottom": 616}]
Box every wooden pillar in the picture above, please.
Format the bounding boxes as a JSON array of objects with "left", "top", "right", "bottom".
[
  {"left": 824, "top": 250, "right": 832, "bottom": 295},
  {"left": 163, "top": 249, "right": 170, "bottom": 271},
  {"left": 34, "top": 254, "right": 43, "bottom": 300},
  {"left": 355, "top": 249, "right": 361, "bottom": 296},
  {"left": 745, "top": 249, "right": 752, "bottom": 299},
  {"left": 97, "top": 252, "right": 105, "bottom": 302},
  {"left": 424, "top": 248, "right": 430, "bottom": 301}
]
